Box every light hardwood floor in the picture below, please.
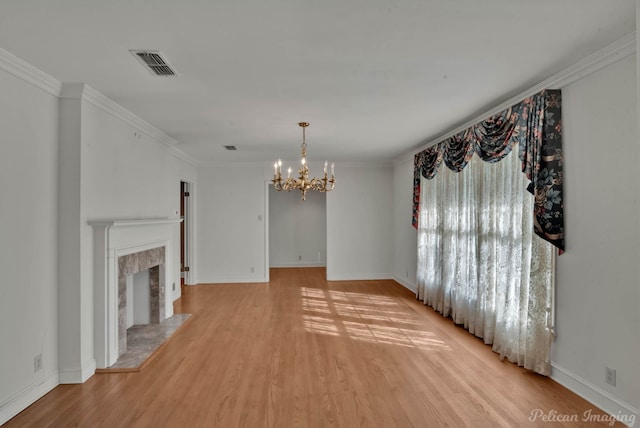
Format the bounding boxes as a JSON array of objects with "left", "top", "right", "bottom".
[{"left": 5, "top": 267, "right": 623, "bottom": 427}]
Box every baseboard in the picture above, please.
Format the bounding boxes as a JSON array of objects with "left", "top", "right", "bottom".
[
  {"left": 326, "top": 273, "right": 394, "bottom": 281},
  {"left": 0, "top": 369, "right": 59, "bottom": 425},
  {"left": 58, "top": 357, "right": 96, "bottom": 384},
  {"left": 551, "top": 362, "right": 638, "bottom": 427},
  {"left": 270, "top": 262, "right": 327, "bottom": 268},
  {"left": 196, "top": 276, "right": 269, "bottom": 284},
  {"left": 392, "top": 275, "right": 417, "bottom": 293}
]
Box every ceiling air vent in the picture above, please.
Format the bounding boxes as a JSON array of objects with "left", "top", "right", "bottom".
[
  {"left": 224, "top": 145, "right": 237, "bottom": 151},
  {"left": 130, "top": 50, "right": 177, "bottom": 76}
]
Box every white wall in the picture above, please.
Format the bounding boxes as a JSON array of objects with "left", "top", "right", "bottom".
[
  {"left": 551, "top": 53, "right": 640, "bottom": 417},
  {"left": 0, "top": 61, "right": 60, "bottom": 423},
  {"left": 269, "top": 186, "right": 326, "bottom": 267},
  {"left": 391, "top": 54, "right": 640, "bottom": 420},
  {"left": 392, "top": 157, "right": 418, "bottom": 292},
  {"left": 57, "top": 84, "right": 197, "bottom": 384},
  {"left": 80, "top": 96, "right": 199, "bottom": 284},
  {"left": 196, "top": 164, "right": 270, "bottom": 283},
  {"left": 57, "top": 87, "right": 88, "bottom": 384},
  {"left": 79, "top": 95, "right": 186, "bottom": 320},
  {"left": 326, "top": 164, "right": 394, "bottom": 280},
  {"left": 196, "top": 162, "right": 393, "bottom": 282}
]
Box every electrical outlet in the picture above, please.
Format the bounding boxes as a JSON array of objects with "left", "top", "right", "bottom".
[
  {"left": 605, "top": 367, "right": 616, "bottom": 386},
  {"left": 298, "top": 255, "right": 302, "bottom": 261},
  {"left": 250, "top": 267, "right": 255, "bottom": 273},
  {"left": 34, "top": 354, "right": 42, "bottom": 372},
  {"left": 172, "top": 282, "right": 176, "bottom": 291}
]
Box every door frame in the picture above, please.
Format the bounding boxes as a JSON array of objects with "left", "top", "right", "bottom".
[
  {"left": 265, "top": 180, "right": 328, "bottom": 281},
  {"left": 180, "top": 180, "right": 195, "bottom": 286}
]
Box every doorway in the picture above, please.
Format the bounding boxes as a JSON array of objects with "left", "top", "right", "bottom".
[
  {"left": 180, "top": 181, "right": 191, "bottom": 287},
  {"left": 268, "top": 186, "right": 327, "bottom": 269}
]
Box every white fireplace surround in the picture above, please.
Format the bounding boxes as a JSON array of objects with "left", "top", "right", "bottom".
[{"left": 89, "top": 218, "right": 181, "bottom": 369}]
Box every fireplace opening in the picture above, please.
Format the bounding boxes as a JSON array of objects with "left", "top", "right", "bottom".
[
  {"left": 127, "top": 269, "right": 153, "bottom": 327},
  {"left": 118, "top": 248, "right": 165, "bottom": 357},
  {"left": 128, "top": 270, "right": 149, "bottom": 326}
]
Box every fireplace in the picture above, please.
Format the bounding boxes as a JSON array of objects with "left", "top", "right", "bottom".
[
  {"left": 117, "top": 246, "right": 165, "bottom": 356},
  {"left": 89, "top": 218, "right": 181, "bottom": 369}
]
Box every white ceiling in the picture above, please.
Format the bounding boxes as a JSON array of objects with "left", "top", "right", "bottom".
[{"left": 0, "top": 1, "right": 635, "bottom": 164}]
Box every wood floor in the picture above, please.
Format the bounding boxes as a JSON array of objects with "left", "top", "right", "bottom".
[{"left": 5, "top": 267, "right": 622, "bottom": 427}]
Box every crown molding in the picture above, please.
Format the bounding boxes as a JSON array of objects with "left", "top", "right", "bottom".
[
  {"left": 60, "top": 82, "right": 179, "bottom": 147},
  {"left": 0, "top": 48, "right": 183, "bottom": 152},
  {"left": 81, "top": 84, "right": 179, "bottom": 147},
  {"left": 165, "top": 144, "right": 199, "bottom": 166},
  {"left": 331, "top": 160, "right": 392, "bottom": 168},
  {"left": 197, "top": 160, "right": 279, "bottom": 168},
  {"left": 0, "top": 47, "right": 62, "bottom": 96},
  {"left": 59, "top": 82, "right": 86, "bottom": 99},
  {"left": 196, "top": 159, "right": 392, "bottom": 169},
  {"left": 60, "top": 82, "right": 198, "bottom": 165},
  {"left": 547, "top": 31, "right": 636, "bottom": 88},
  {"left": 395, "top": 31, "right": 637, "bottom": 164}
]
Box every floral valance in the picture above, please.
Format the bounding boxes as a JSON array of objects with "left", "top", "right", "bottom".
[{"left": 412, "top": 89, "right": 564, "bottom": 251}]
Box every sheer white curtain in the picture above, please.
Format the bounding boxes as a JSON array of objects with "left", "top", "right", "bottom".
[{"left": 416, "top": 147, "right": 555, "bottom": 375}]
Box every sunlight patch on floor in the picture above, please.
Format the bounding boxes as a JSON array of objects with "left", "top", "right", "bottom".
[{"left": 300, "top": 287, "right": 452, "bottom": 351}]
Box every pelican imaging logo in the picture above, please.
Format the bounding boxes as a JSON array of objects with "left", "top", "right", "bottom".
[{"left": 529, "top": 409, "right": 636, "bottom": 426}]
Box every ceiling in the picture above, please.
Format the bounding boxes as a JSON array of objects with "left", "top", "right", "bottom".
[{"left": 0, "top": 1, "right": 635, "bottom": 165}]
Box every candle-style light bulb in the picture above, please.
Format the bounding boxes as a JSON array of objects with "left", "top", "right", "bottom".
[
  {"left": 274, "top": 162, "right": 278, "bottom": 175},
  {"left": 331, "top": 162, "right": 335, "bottom": 176},
  {"left": 324, "top": 160, "right": 328, "bottom": 174},
  {"left": 287, "top": 167, "right": 292, "bottom": 178},
  {"left": 301, "top": 157, "right": 306, "bottom": 165}
]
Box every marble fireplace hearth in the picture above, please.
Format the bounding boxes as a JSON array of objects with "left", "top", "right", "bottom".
[{"left": 96, "top": 313, "right": 191, "bottom": 372}]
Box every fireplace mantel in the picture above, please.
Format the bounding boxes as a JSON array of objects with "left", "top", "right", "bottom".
[
  {"left": 89, "top": 218, "right": 181, "bottom": 368},
  {"left": 88, "top": 218, "right": 182, "bottom": 228}
]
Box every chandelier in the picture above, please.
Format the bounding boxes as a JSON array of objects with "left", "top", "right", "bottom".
[{"left": 272, "top": 122, "right": 335, "bottom": 200}]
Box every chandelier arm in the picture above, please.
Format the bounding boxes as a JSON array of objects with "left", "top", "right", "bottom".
[
  {"left": 309, "top": 177, "right": 325, "bottom": 191},
  {"left": 271, "top": 173, "right": 282, "bottom": 191}
]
